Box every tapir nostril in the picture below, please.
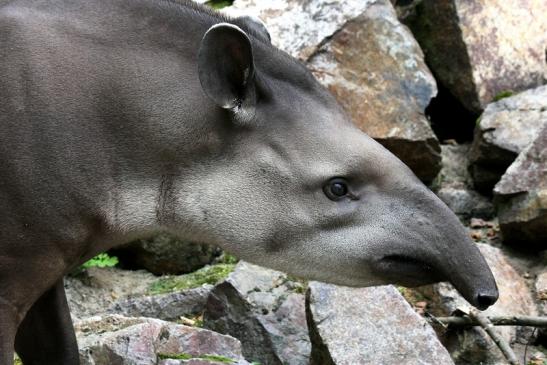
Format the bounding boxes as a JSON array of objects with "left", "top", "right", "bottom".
[{"left": 476, "top": 293, "right": 498, "bottom": 310}]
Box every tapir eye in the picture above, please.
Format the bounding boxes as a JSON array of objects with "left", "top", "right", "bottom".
[{"left": 324, "top": 178, "right": 349, "bottom": 201}]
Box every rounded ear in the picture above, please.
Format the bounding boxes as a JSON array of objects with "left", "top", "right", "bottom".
[
  {"left": 198, "top": 23, "right": 256, "bottom": 114},
  {"left": 240, "top": 15, "right": 271, "bottom": 43}
]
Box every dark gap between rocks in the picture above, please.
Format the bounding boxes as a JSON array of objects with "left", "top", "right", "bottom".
[{"left": 426, "top": 81, "right": 479, "bottom": 143}]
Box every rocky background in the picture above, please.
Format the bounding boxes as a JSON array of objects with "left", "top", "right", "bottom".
[{"left": 26, "top": 0, "right": 546, "bottom": 364}]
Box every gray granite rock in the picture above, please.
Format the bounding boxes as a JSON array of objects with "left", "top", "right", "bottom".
[
  {"left": 76, "top": 315, "right": 250, "bottom": 365},
  {"left": 108, "top": 285, "right": 213, "bottom": 321},
  {"left": 204, "top": 261, "right": 310, "bottom": 365},
  {"left": 306, "top": 282, "right": 454, "bottom": 365},
  {"left": 67, "top": 267, "right": 215, "bottom": 322},
  {"left": 493, "top": 123, "right": 547, "bottom": 248},
  {"left": 469, "top": 86, "right": 547, "bottom": 193},
  {"left": 434, "top": 144, "right": 494, "bottom": 218},
  {"left": 225, "top": 0, "right": 441, "bottom": 183},
  {"left": 404, "top": 0, "right": 547, "bottom": 113},
  {"left": 66, "top": 267, "right": 157, "bottom": 320}
]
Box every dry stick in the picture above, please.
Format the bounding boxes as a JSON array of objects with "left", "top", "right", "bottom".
[
  {"left": 430, "top": 315, "right": 547, "bottom": 328},
  {"left": 468, "top": 308, "right": 520, "bottom": 365}
]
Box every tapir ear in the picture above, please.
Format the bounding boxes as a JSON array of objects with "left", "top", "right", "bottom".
[
  {"left": 240, "top": 15, "right": 271, "bottom": 43},
  {"left": 198, "top": 23, "right": 256, "bottom": 119}
]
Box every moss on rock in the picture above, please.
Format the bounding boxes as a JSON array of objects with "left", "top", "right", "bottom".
[{"left": 149, "top": 264, "right": 235, "bottom": 295}]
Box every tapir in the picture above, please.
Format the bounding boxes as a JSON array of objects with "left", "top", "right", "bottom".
[{"left": 0, "top": 0, "right": 498, "bottom": 363}]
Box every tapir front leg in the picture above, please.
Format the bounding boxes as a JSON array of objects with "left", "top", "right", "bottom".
[
  {"left": 0, "top": 298, "right": 19, "bottom": 365},
  {"left": 15, "top": 279, "right": 79, "bottom": 365}
]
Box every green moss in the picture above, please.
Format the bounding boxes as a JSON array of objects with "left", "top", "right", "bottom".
[
  {"left": 157, "top": 353, "right": 236, "bottom": 363},
  {"left": 158, "top": 353, "right": 193, "bottom": 360},
  {"left": 475, "top": 116, "right": 482, "bottom": 126},
  {"left": 397, "top": 286, "right": 429, "bottom": 305},
  {"left": 428, "top": 172, "right": 443, "bottom": 192},
  {"left": 81, "top": 253, "right": 119, "bottom": 269},
  {"left": 492, "top": 90, "right": 514, "bottom": 102},
  {"left": 204, "top": 0, "right": 233, "bottom": 9},
  {"left": 14, "top": 355, "right": 22, "bottom": 365},
  {"left": 216, "top": 252, "right": 239, "bottom": 265},
  {"left": 200, "top": 355, "right": 237, "bottom": 363},
  {"left": 149, "top": 264, "right": 235, "bottom": 295}
]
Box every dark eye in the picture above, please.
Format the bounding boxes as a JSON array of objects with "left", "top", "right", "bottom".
[{"left": 324, "top": 178, "right": 349, "bottom": 200}]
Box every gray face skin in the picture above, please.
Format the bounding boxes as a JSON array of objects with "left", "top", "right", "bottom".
[{"left": 0, "top": 0, "right": 496, "bottom": 363}]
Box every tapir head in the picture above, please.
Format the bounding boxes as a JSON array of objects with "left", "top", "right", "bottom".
[{"left": 189, "top": 22, "right": 498, "bottom": 310}]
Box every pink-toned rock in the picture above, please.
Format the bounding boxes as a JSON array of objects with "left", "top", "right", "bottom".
[
  {"left": 306, "top": 283, "right": 454, "bottom": 365},
  {"left": 76, "top": 315, "right": 250, "bottom": 365},
  {"left": 225, "top": 0, "right": 441, "bottom": 182},
  {"left": 405, "top": 0, "right": 547, "bottom": 113},
  {"left": 536, "top": 271, "right": 547, "bottom": 340},
  {"left": 536, "top": 271, "right": 547, "bottom": 314}
]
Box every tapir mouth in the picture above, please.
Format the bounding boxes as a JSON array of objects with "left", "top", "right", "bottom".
[{"left": 373, "top": 254, "right": 447, "bottom": 287}]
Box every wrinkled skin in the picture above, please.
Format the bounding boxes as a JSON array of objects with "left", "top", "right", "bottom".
[{"left": 0, "top": 0, "right": 497, "bottom": 363}]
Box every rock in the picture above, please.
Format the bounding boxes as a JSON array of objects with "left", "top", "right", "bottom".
[
  {"left": 434, "top": 144, "right": 494, "bottom": 218},
  {"left": 108, "top": 285, "right": 213, "bottom": 322},
  {"left": 404, "top": 0, "right": 547, "bottom": 113},
  {"left": 306, "top": 282, "right": 454, "bottom": 365},
  {"left": 203, "top": 261, "right": 310, "bottom": 365},
  {"left": 536, "top": 271, "right": 547, "bottom": 340},
  {"left": 66, "top": 267, "right": 158, "bottom": 320},
  {"left": 67, "top": 266, "right": 220, "bottom": 321},
  {"left": 76, "top": 314, "right": 250, "bottom": 365},
  {"left": 469, "top": 86, "right": 547, "bottom": 193},
  {"left": 113, "top": 234, "right": 219, "bottom": 275},
  {"left": 420, "top": 244, "right": 538, "bottom": 364},
  {"left": 493, "top": 124, "right": 547, "bottom": 248},
  {"left": 225, "top": 0, "right": 441, "bottom": 183},
  {"left": 537, "top": 271, "right": 547, "bottom": 315}
]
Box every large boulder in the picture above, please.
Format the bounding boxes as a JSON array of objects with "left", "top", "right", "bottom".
[
  {"left": 76, "top": 315, "right": 251, "bottom": 365},
  {"left": 434, "top": 143, "right": 493, "bottom": 219},
  {"left": 203, "top": 261, "right": 310, "bottom": 365},
  {"left": 493, "top": 123, "right": 547, "bottom": 248},
  {"left": 469, "top": 86, "right": 547, "bottom": 193},
  {"left": 420, "top": 244, "right": 538, "bottom": 364},
  {"left": 225, "top": 0, "right": 441, "bottom": 183},
  {"left": 113, "top": 234, "right": 219, "bottom": 275},
  {"left": 404, "top": 0, "right": 547, "bottom": 114},
  {"left": 108, "top": 285, "right": 213, "bottom": 322},
  {"left": 306, "top": 282, "right": 454, "bottom": 365}
]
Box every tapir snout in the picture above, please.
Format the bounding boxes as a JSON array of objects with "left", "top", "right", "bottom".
[{"left": 366, "top": 179, "right": 499, "bottom": 310}]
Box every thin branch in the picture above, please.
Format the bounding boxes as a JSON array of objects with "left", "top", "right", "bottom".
[
  {"left": 468, "top": 308, "right": 520, "bottom": 365},
  {"left": 428, "top": 315, "right": 547, "bottom": 328}
]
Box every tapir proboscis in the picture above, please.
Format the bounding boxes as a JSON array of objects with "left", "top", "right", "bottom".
[{"left": 0, "top": 0, "right": 498, "bottom": 363}]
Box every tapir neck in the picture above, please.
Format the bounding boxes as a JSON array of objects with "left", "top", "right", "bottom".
[{"left": 0, "top": 0, "right": 232, "bottom": 264}]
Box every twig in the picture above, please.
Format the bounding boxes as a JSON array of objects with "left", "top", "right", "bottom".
[
  {"left": 524, "top": 328, "right": 537, "bottom": 365},
  {"left": 468, "top": 308, "right": 520, "bottom": 365},
  {"left": 428, "top": 315, "right": 547, "bottom": 328}
]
